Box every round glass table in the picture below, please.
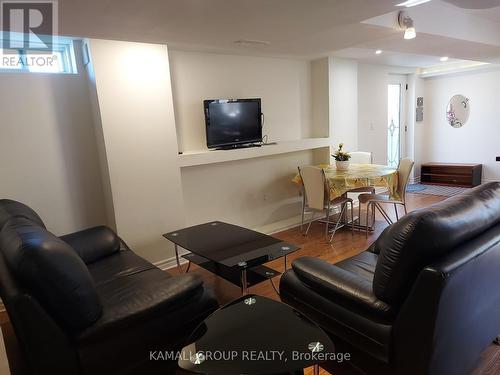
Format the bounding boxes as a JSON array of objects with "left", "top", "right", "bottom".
[{"left": 178, "top": 295, "right": 335, "bottom": 375}]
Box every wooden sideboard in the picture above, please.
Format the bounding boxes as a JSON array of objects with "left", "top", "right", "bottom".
[{"left": 420, "top": 163, "right": 482, "bottom": 187}]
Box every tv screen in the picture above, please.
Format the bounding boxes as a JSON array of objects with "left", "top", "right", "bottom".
[{"left": 204, "top": 99, "right": 262, "bottom": 148}]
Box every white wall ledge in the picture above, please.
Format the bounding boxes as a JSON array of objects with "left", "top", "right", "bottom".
[{"left": 178, "top": 138, "right": 331, "bottom": 168}]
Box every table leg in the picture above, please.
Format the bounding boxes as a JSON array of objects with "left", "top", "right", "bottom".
[
  {"left": 284, "top": 254, "right": 288, "bottom": 271},
  {"left": 174, "top": 244, "right": 183, "bottom": 274},
  {"left": 313, "top": 364, "right": 320, "bottom": 375},
  {"left": 241, "top": 269, "right": 248, "bottom": 295}
]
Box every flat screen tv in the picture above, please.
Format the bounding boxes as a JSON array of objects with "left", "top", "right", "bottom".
[{"left": 204, "top": 98, "right": 262, "bottom": 149}]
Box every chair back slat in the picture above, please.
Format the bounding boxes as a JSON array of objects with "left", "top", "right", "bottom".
[
  {"left": 298, "top": 166, "right": 327, "bottom": 211},
  {"left": 349, "top": 151, "right": 372, "bottom": 164},
  {"left": 396, "top": 158, "right": 414, "bottom": 201}
]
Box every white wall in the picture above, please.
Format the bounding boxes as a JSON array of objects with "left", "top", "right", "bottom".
[
  {"left": 169, "top": 50, "right": 312, "bottom": 152},
  {"left": 311, "top": 58, "right": 330, "bottom": 138},
  {"left": 329, "top": 57, "right": 358, "bottom": 154},
  {"left": 357, "top": 64, "right": 391, "bottom": 165},
  {"left": 169, "top": 50, "right": 328, "bottom": 233},
  {"left": 0, "top": 42, "right": 107, "bottom": 235},
  {"left": 421, "top": 68, "right": 500, "bottom": 182},
  {"left": 407, "top": 73, "right": 426, "bottom": 181},
  {"left": 86, "top": 40, "right": 185, "bottom": 262},
  {"left": 181, "top": 150, "right": 319, "bottom": 231}
]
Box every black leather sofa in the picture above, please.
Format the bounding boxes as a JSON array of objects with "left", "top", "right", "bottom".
[
  {"left": 280, "top": 182, "right": 500, "bottom": 375},
  {"left": 0, "top": 199, "right": 219, "bottom": 375}
]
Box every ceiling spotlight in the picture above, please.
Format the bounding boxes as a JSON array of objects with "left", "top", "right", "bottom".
[
  {"left": 440, "top": 56, "right": 449, "bottom": 62},
  {"left": 375, "top": 50, "right": 383, "bottom": 55},
  {"left": 397, "top": 0, "right": 432, "bottom": 7},
  {"left": 398, "top": 11, "right": 416, "bottom": 40}
]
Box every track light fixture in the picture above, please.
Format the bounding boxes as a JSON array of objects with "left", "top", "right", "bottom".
[{"left": 398, "top": 11, "right": 416, "bottom": 39}]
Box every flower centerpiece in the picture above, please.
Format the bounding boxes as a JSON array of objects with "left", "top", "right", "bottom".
[{"left": 332, "top": 143, "right": 351, "bottom": 171}]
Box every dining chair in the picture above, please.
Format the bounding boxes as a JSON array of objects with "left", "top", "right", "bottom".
[
  {"left": 348, "top": 151, "right": 373, "bottom": 164},
  {"left": 358, "top": 158, "right": 415, "bottom": 236},
  {"left": 298, "top": 166, "right": 354, "bottom": 243},
  {"left": 346, "top": 151, "right": 376, "bottom": 195}
]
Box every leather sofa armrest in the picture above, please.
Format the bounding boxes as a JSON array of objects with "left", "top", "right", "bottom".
[
  {"left": 60, "top": 226, "right": 121, "bottom": 264},
  {"left": 291, "top": 257, "right": 394, "bottom": 321}
]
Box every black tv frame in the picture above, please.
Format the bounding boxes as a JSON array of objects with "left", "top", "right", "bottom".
[{"left": 204, "top": 98, "right": 263, "bottom": 150}]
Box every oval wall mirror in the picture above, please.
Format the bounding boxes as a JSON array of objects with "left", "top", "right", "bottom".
[{"left": 446, "top": 94, "right": 470, "bottom": 128}]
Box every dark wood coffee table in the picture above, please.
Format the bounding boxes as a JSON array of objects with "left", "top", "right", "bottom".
[{"left": 163, "top": 221, "right": 299, "bottom": 295}]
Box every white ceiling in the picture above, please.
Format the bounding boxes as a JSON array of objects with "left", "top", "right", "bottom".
[
  {"left": 56, "top": 0, "right": 500, "bottom": 68},
  {"left": 443, "top": 0, "right": 500, "bottom": 9},
  {"left": 333, "top": 47, "right": 463, "bottom": 68},
  {"left": 470, "top": 5, "right": 500, "bottom": 22}
]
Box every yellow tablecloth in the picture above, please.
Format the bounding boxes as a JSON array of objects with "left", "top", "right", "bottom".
[{"left": 293, "top": 164, "right": 398, "bottom": 200}]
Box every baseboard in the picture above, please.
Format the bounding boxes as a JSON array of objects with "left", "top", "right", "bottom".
[{"left": 154, "top": 251, "right": 190, "bottom": 271}]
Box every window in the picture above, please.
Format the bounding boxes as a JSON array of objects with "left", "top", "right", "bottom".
[{"left": 0, "top": 40, "right": 77, "bottom": 74}]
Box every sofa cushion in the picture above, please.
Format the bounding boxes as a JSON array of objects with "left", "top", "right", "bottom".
[
  {"left": 280, "top": 269, "right": 392, "bottom": 362},
  {"left": 0, "top": 217, "right": 102, "bottom": 330},
  {"left": 76, "top": 268, "right": 206, "bottom": 344},
  {"left": 76, "top": 282, "right": 218, "bottom": 375},
  {"left": 86, "top": 248, "right": 157, "bottom": 286},
  {"left": 0, "top": 199, "right": 45, "bottom": 229},
  {"left": 291, "top": 253, "right": 394, "bottom": 322},
  {"left": 373, "top": 182, "right": 500, "bottom": 306},
  {"left": 336, "top": 251, "right": 379, "bottom": 281}
]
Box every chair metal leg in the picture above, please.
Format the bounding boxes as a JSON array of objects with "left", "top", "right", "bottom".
[
  {"left": 324, "top": 202, "right": 330, "bottom": 241},
  {"left": 300, "top": 193, "right": 306, "bottom": 232},
  {"left": 350, "top": 201, "right": 355, "bottom": 236},
  {"left": 329, "top": 204, "right": 346, "bottom": 243},
  {"left": 366, "top": 202, "right": 372, "bottom": 238},
  {"left": 404, "top": 203, "right": 408, "bottom": 215},
  {"left": 394, "top": 203, "right": 399, "bottom": 221},
  {"left": 305, "top": 212, "right": 315, "bottom": 236},
  {"left": 375, "top": 203, "right": 393, "bottom": 225},
  {"left": 372, "top": 201, "right": 376, "bottom": 228},
  {"left": 358, "top": 200, "right": 362, "bottom": 226}
]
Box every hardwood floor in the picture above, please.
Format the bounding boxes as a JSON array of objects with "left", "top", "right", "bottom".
[
  {"left": 1, "top": 193, "right": 499, "bottom": 374},
  {"left": 172, "top": 193, "right": 446, "bottom": 306},
  {"left": 170, "top": 193, "right": 500, "bottom": 375}
]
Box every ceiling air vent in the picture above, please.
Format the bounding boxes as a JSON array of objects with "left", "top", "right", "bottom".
[{"left": 233, "top": 40, "right": 271, "bottom": 47}]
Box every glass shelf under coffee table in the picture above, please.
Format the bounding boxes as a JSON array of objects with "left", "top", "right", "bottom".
[{"left": 163, "top": 221, "right": 299, "bottom": 295}]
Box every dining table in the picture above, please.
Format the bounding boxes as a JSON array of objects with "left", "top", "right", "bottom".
[{"left": 293, "top": 163, "right": 399, "bottom": 230}]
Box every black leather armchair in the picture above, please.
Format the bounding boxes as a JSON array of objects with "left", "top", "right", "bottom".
[
  {"left": 0, "top": 199, "right": 219, "bottom": 375},
  {"left": 280, "top": 182, "right": 500, "bottom": 375}
]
